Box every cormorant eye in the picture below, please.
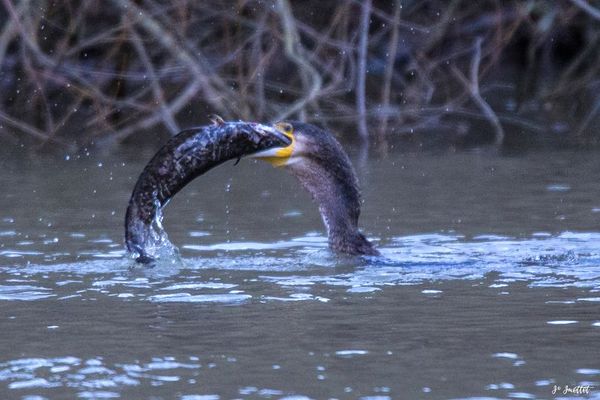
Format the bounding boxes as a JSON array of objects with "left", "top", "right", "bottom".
[{"left": 275, "top": 122, "right": 294, "bottom": 138}]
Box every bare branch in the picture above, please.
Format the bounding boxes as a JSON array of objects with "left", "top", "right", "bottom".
[
  {"left": 452, "top": 38, "right": 505, "bottom": 146},
  {"left": 356, "top": 0, "right": 371, "bottom": 140},
  {"left": 0, "top": 109, "right": 55, "bottom": 142},
  {"left": 0, "top": 0, "right": 26, "bottom": 68},
  {"left": 379, "top": 0, "right": 402, "bottom": 140},
  {"left": 129, "top": 27, "right": 180, "bottom": 135},
  {"left": 568, "top": 0, "right": 600, "bottom": 21},
  {"left": 272, "top": 0, "right": 323, "bottom": 122}
]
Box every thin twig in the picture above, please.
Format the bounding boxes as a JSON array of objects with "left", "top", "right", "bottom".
[
  {"left": 0, "top": 109, "right": 56, "bottom": 142},
  {"left": 272, "top": 0, "right": 323, "bottom": 122},
  {"left": 348, "top": 0, "right": 430, "bottom": 33},
  {"left": 574, "top": 95, "right": 600, "bottom": 139},
  {"left": 568, "top": 0, "right": 600, "bottom": 21},
  {"left": 356, "top": 0, "right": 371, "bottom": 140},
  {"left": 129, "top": 26, "right": 180, "bottom": 135},
  {"left": 379, "top": 0, "right": 402, "bottom": 140},
  {"left": 0, "top": 0, "right": 26, "bottom": 68},
  {"left": 451, "top": 38, "right": 505, "bottom": 146}
]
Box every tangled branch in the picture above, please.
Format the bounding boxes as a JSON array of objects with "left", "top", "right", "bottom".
[{"left": 0, "top": 0, "right": 598, "bottom": 149}]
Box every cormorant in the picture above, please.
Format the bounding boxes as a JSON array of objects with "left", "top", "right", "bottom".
[{"left": 251, "top": 121, "right": 378, "bottom": 256}]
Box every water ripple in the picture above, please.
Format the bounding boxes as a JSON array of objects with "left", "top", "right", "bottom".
[
  {"left": 0, "top": 285, "right": 54, "bottom": 301},
  {"left": 0, "top": 232, "right": 599, "bottom": 304}
]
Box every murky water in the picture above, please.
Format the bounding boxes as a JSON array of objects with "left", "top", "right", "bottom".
[{"left": 1, "top": 145, "right": 599, "bottom": 399}]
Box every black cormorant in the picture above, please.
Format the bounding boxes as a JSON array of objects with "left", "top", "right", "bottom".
[{"left": 251, "top": 121, "right": 378, "bottom": 256}]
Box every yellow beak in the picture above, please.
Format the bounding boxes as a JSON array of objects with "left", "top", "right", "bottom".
[{"left": 250, "top": 122, "right": 295, "bottom": 167}]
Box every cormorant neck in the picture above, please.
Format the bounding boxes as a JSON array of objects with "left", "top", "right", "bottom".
[{"left": 287, "top": 157, "right": 378, "bottom": 256}]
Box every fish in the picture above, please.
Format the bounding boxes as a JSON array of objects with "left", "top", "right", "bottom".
[{"left": 124, "top": 119, "right": 291, "bottom": 263}]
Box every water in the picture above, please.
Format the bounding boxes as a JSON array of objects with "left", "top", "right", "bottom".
[{"left": 1, "top": 146, "right": 600, "bottom": 399}]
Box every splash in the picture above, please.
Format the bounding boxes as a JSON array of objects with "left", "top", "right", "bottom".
[{"left": 126, "top": 198, "right": 181, "bottom": 264}]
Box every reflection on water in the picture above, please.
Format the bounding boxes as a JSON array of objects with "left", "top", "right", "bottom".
[{"left": 1, "top": 148, "right": 600, "bottom": 399}]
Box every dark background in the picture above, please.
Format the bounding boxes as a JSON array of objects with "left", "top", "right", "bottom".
[{"left": 0, "top": 0, "right": 599, "bottom": 153}]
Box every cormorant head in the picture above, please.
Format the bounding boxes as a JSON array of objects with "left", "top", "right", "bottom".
[
  {"left": 249, "top": 121, "right": 347, "bottom": 170},
  {"left": 249, "top": 121, "right": 358, "bottom": 204},
  {"left": 247, "top": 121, "right": 296, "bottom": 167}
]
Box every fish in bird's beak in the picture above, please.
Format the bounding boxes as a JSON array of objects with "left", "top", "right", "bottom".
[
  {"left": 125, "top": 119, "right": 296, "bottom": 262},
  {"left": 250, "top": 122, "right": 293, "bottom": 147},
  {"left": 249, "top": 122, "right": 296, "bottom": 167}
]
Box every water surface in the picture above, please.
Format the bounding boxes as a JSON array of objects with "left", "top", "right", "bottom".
[{"left": 1, "top": 147, "right": 599, "bottom": 399}]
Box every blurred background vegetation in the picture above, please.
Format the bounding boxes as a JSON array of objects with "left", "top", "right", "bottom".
[{"left": 0, "top": 0, "right": 599, "bottom": 152}]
